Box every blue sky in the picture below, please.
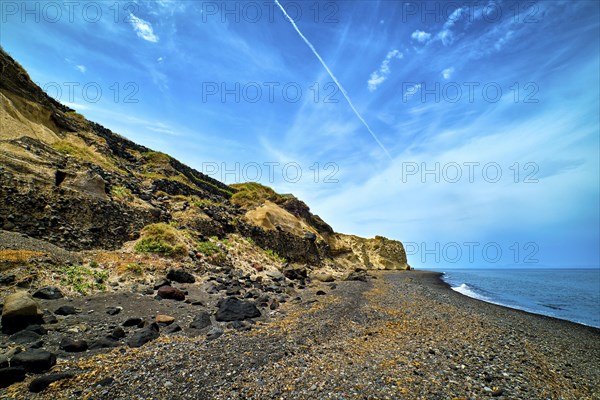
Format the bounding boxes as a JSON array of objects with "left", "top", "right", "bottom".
[{"left": 2, "top": 0, "right": 599, "bottom": 268}]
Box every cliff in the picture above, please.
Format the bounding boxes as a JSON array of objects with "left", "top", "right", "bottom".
[{"left": 0, "top": 47, "right": 409, "bottom": 288}]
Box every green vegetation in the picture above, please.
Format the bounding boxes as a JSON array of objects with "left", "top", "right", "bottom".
[
  {"left": 111, "top": 185, "right": 133, "bottom": 202},
  {"left": 51, "top": 139, "right": 118, "bottom": 172},
  {"left": 67, "top": 111, "right": 87, "bottom": 123},
  {"left": 58, "top": 264, "right": 108, "bottom": 295},
  {"left": 126, "top": 262, "right": 144, "bottom": 274},
  {"left": 265, "top": 248, "right": 286, "bottom": 263},
  {"left": 143, "top": 151, "right": 172, "bottom": 166},
  {"left": 196, "top": 240, "right": 220, "bottom": 256},
  {"left": 230, "top": 182, "right": 293, "bottom": 209},
  {"left": 134, "top": 223, "right": 188, "bottom": 257}
]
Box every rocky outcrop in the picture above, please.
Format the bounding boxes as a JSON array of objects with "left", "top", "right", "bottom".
[{"left": 329, "top": 234, "right": 410, "bottom": 271}]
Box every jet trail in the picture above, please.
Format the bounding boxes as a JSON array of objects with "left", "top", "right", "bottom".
[{"left": 274, "top": 0, "right": 393, "bottom": 160}]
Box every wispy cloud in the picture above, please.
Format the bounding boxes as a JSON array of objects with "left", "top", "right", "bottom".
[
  {"left": 411, "top": 30, "right": 431, "bottom": 43},
  {"left": 129, "top": 13, "right": 159, "bottom": 43},
  {"left": 367, "top": 49, "right": 403, "bottom": 92},
  {"left": 442, "top": 67, "right": 454, "bottom": 79},
  {"left": 75, "top": 65, "right": 86, "bottom": 73}
]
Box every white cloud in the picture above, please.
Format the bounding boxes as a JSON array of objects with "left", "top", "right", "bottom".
[
  {"left": 129, "top": 13, "right": 159, "bottom": 43},
  {"left": 75, "top": 65, "right": 86, "bottom": 73},
  {"left": 367, "top": 49, "right": 403, "bottom": 92},
  {"left": 411, "top": 30, "right": 432, "bottom": 43},
  {"left": 442, "top": 67, "right": 454, "bottom": 80}
]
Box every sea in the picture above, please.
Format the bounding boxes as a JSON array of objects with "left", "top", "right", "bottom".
[{"left": 428, "top": 267, "right": 600, "bottom": 328}]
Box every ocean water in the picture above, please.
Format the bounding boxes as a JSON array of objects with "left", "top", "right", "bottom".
[{"left": 436, "top": 268, "right": 600, "bottom": 328}]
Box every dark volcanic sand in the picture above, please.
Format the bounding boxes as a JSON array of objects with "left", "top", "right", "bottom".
[{"left": 3, "top": 270, "right": 599, "bottom": 399}]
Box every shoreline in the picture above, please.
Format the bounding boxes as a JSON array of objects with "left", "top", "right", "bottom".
[{"left": 419, "top": 268, "right": 600, "bottom": 332}]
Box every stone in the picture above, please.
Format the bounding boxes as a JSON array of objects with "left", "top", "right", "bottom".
[
  {"left": 316, "top": 290, "right": 327, "bottom": 296},
  {"left": 157, "top": 286, "right": 185, "bottom": 301},
  {"left": 122, "top": 317, "right": 143, "bottom": 327},
  {"left": 215, "top": 297, "right": 261, "bottom": 322},
  {"left": 206, "top": 326, "right": 223, "bottom": 341},
  {"left": 60, "top": 337, "right": 88, "bottom": 352},
  {"left": 0, "top": 367, "right": 26, "bottom": 388},
  {"left": 11, "top": 349, "right": 56, "bottom": 373},
  {"left": 24, "top": 324, "right": 47, "bottom": 335},
  {"left": 155, "top": 314, "right": 175, "bottom": 325},
  {"left": 106, "top": 306, "right": 122, "bottom": 316},
  {"left": 313, "top": 272, "right": 335, "bottom": 282},
  {"left": 283, "top": 265, "right": 307, "bottom": 280},
  {"left": 266, "top": 271, "right": 284, "bottom": 281},
  {"left": 190, "top": 311, "right": 212, "bottom": 330},
  {"left": 32, "top": 287, "right": 63, "bottom": 300},
  {"left": 163, "top": 323, "right": 182, "bottom": 334},
  {"left": 166, "top": 269, "right": 195, "bottom": 284},
  {"left": 43, "top": 313, "right": 58, "bottom": 324},
  {"left": 344, "top": 269, "right": 368, "bottom": 282},
  {"left": 109, "top": 326, "right": 126, "bottom": 339},
  {"left": 0, "top": 274, "right": 16, "bottom": 286},
  {"left": 203, "top": 282, "right": 219, "bottom": 294},
  {"left": 153, "top": 278, "right": 171, "bottom": 290},
  {"left": 127, "top": 323, "right": 160, "bottom": 348},
  {"left": 492, "top": 388, "right": 504, "bottom": 397},
  {"left": 10, "top": 330, "right": 42, "bottom": 344},
  {"left": 89, "top": 338, "right": 120, "bottom": 350},
  {"left": 1, "top": 291, "right": 44, "bottom": 333},
  {"left": 55, "top": 305, "right": 79, "bottom": 316},
  {"left": 304, "top": 232, "right": 317, "bottom": 241},
  {"left": 28, "top": 372, "right": 74, "bottom": 393}
]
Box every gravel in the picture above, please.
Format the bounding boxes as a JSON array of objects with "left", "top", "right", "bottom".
[{"left": 2, "top": 270, "right": 598, "bottom": 399}]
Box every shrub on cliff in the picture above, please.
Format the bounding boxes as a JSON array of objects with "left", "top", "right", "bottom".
[{"left": 134, "top": 223, "right": 187, "bottom": 257}]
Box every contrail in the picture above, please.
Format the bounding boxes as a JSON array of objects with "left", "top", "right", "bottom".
[{"left": 274, "top": 0, "right": 393, "bottom": 161}]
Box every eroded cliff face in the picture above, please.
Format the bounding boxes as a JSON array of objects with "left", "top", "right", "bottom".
[{"left": 0, "top": 47, "right": 409, "bottom": 271}]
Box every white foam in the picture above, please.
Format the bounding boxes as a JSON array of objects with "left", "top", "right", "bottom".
[{"left": 452, "top": 283, "right": 490, "bottom": 301}]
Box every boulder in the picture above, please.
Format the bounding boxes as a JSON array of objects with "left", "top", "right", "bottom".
[
  {"left": 122, "top": 317, "right": 143, "bottom": 327},
  {"left": 105, "top": 306, "right": 122, "bottom": 316},
  {"left": 0, "top": 366, "right": 26, "bottom": 388},
  {"left": 166, "top": 269, "right": 195, "bottom": 284},
  {"left": 60, "top": 337, "right": 88, "bottom": 352},
  {"left": 89, "top": 338, "right": 120, "bottom": 350},
  {"left": 215, "top": 297, "right": 261, "bottom": 321},
  {"left": 9, "top": 330, "right": 42, "bottom": 344},
  {"left": 1, "top": 291, "right": 44, "bottom": 333},
  {"left": 32, "top": 287, "right": 63, "bottom": 300},
  {"left": 28, "top": 372, "right": 74, "bottom": 393},
  {"left": 206, "top": 326, "right": 223, "bottom": 341},
  {"left": 344, "top": 269, "right": 368, "bottom": 282},
  {"left": 155, "top": 314, "right": 175, "bottom": 325},
  {"left": 54, "top": 305, "right": 79, "bottom": 316},
  {"left": 157, "top": 286, "right": 185, "bottom": 301},
  {"left": 11, "top": 349, "right": 56, "bottom": 373},
  {"left": 313, "top": 272, "right": 335, "bottom": 282},
  {"left": 189, "top": 312, "right": 212, "bottom": 330},
  {"left": 127, "top": 323, "right": 160, "bottom": 348},
  {"left": 266, "top": 270, "right": 284, "bottom": 281},
  {"left": 153, "top": 278, "right": 171, "bottom": 290},
  {"left": 283, "top": 265, "right": 307, "bottom": 280}
]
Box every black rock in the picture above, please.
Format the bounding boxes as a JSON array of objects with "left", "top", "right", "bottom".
[
  {"left": 10, "top": 330, "right": 42, "bottom": 344},
  {"left": 24, "top": 324, "right": 47, "bottom": 335},
  {"left": 60, "top": 337, "right": 88, "bottom": 352},
  {"left": 189, "top": 312, "right": 212, "bottom": 330},
  {"left": 215, "top": 297, "right": 261, "bottom": 322},
  {"left": 0, "top": 274, "right": 16, "bottom": 286},
  {"left": 122, "top": 317, "right": 143, "bottom": 327},
  {"left": 96, "top": 377, "right": 115, "bottom": 387},
  {"left": 106, "top": 306, "right": 122, "bottom": 316},
  {"left": 0, "top": 367, "right": 26, "bottom": 388},
  {"left": 43, "top": 313, "right": 58, "bottom": 324},
  {"left": 283, "top": 265, "right": 307, "bottom": 280},
  {"left": 28, "top": 372, "right": 74, "bottom": 393},
  {"left": 33, "top": 287, "right": 63, "bottom": 300},
  {"left": 54, "top": 305, "right": 79, "bottom": 316},
  {"left": 226, "top": 285, "right": 242, "bottom": 296},
  {"left": 89, "top": 338, "right": 120, "bottom": 350},
  {"left": 153, "top": 278, "right": 171, "bottom": 290},
  {"left": 109, "top": 326, "right": 126, "bottom": 339},
  {"left": 316, "top": 290, "right": 327, "bottom": 296},
  {"left": 304, "top": 232, "right": 317, "bottom": 242},
  {"left": 166, "top": 269, "right": 195, "bottom": 284},
  {"left": 163, "top": 323, "right": 182, "bottom": 334},
  {"left": 206, "top": 327, "right": 223, "bottom": 341},
  {"left": 11, "top": 349, "right": 56, "bottom": 373},
  {"left": 344, "top": 269, "right": 368, "bottom": 282},
  {"left": 126, "top": 323, "right": 160, "bottom": 348}
]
